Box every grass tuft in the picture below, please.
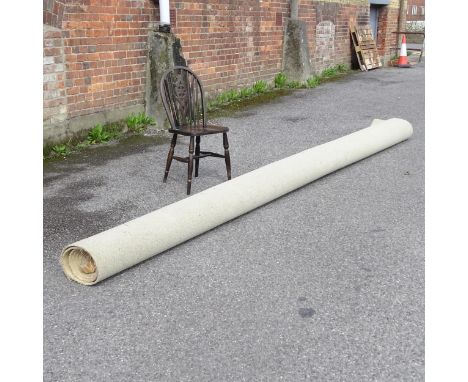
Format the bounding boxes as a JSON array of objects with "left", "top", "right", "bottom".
[
  {"left": 287, "top": 80, "right": 303, "bottom": 89},
  {"left": 51, "top": 144, "right": 71, "bottom": 157},
  {"left": 126, "top": 112, "right": 155, "bottom": 132},
  {"left": 252, "top": 80, "right": 268, "bottom": 94},
  {"left": 206, "top": 63, "right": 351, "bottom": 113},
  {"left": 321, "top": 67, "right": 338, "bottom": 78},
  {"left": 336, "top": 63, "right": 349, "bottom": 73},
  {"left": 274, "top": 72, "right": 288, "bottom": 88},
  {"left": 44, "top": 113, "right": 155, "bottom": 160},
  {"left": 306, "top": 76, "right": 321, "bottom": 88},
  {"left": 87, "top": 124, "right": 111, "bottom": 144}
]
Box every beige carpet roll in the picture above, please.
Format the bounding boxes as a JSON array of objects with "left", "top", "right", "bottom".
[{"left": 60, "top": 118, "right": 413, "bottom": 285}]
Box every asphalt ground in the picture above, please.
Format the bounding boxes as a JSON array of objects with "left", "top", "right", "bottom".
[{"left": 44, "top": 62, "right": 424, "bottom": 381}]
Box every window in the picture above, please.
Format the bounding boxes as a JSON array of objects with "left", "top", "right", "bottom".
[
  {"left": 412, "top": 5, "right": 418, "bottom": 15},
  {"left": 420, "top": 6, "right": 425, "bottom": 15}
]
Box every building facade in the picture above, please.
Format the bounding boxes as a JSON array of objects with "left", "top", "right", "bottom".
[
  {"left": 406, "top": 0, "right": 424, "bottom": 22},
  {"left": 43, "top": 0, "right": 402, "bottom": 145}
]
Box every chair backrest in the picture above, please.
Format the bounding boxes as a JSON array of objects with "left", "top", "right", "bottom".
[{"left": 160, "top": 66, "right": 206, "bottom": 129}]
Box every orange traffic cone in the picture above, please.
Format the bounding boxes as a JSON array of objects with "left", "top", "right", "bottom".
[{"left": 397, "top": 34, "right": 411, "bottom": 68}]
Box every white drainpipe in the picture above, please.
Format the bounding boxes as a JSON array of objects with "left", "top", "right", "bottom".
[{"left": 159, "top": 0, "right": 170, "bottom": 32}]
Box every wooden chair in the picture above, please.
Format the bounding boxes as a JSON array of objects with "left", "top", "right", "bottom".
[{"left": 160, "top": 66, "right": 232, "bottom": 195}]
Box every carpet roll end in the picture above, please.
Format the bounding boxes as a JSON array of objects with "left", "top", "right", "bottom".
[{"left": 60, "top": 247, "right": 98, "bottom": 285}]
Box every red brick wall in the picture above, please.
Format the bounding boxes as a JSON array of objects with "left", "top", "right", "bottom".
[
  {"left": 172, "top": 1, "right": 288, "bottom": 93},
  {"left": 60, "top": 0, "right": 158, "bottom": 119},
  {"left": 43, "top": 0, "right": 400, "bottom": 144},
  {"left": 172, "top": 1, "right": 372, "bottom": 92},
  {"left": 407, "top": 0, "right": 425, "bottom": 22},
  {"left": 311, "top": 1, "right": 369, "bottom": 72},
  {"left": 376, "top": 6, "right": 399, "bottom": 59},
  {"left": 43, "top": 0, "right": 65, "bottom": 28}
]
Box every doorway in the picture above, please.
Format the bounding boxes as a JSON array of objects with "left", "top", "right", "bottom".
[{"left": 369, "top": 5, "right": 379, "bottom": 40}]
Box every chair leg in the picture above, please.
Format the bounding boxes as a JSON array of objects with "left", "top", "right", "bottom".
[
  {"left": 223, "top": 133, "right": 232, "bottom": 180},
  {"left": 195, "top": 136, "right": 201, "bottom": 177},
  {"left": 187, "top": 136, "right": 195, "bottom": 195},
  {"left": 163, "top": 133, "right": 178, "bottom": 183}
]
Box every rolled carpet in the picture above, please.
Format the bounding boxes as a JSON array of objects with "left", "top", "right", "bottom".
[{"left": 60, "top": 118, "right": 413, "bottom": 285}]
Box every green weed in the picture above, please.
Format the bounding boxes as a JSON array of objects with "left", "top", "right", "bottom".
[
  {"left": 217, "top": 92, "right": 229, "bottom": 105},
  {"left": 76, "top": 141, "right": 90, "bottom": 150},
  {"left": 321, "top": 67, "right": 338, "bottom": 78},
  {"left": 335, "top": 63, "right": 349, "bottom": 73},
  {"left": 306, "top": 76, "right": 321, "bottom": 88},
  {"left": 87, "top": 124, "right": 111, "bottom": 144},
  {"left": 207, "top": 83, "right": 268, "bottom": 112},
  {"left": 51, "top": 144, "right": 71, "bottom": 157},
  {"left": 45, "top": 115, "right": 155, "bottom": 160},
  {"left": 225, "top": 89, "right": 240, "bottom": 102},
  {"left": 252, "top": 80, "right": 268, "bottom": 94},
  {"left": 205, "top": 64, "right": 352, "bottom": 115},
  {"left": 287, "top": 80, "right": 302, "bottom": 89},
  {"left": 239, "top": 87, "right": 254, "bottom": 98},
  {"left": 105, "top": 121, "right": 125, "bottom": 139},
  {"left": 274, "top": 72, "right": 288, "bottom": 88},
  {"left": 126, "top": 112, "right": 155, "bottom": 132}
]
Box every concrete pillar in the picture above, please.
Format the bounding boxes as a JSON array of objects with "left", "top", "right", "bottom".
[
  {"left": 145, "top": 31, "right": 186, "bottom": 129},
  {"left": 282, "top": 19, "right": 313, "bottom": 82},
  {"left": 282, "top": 1, "right": 313, "bottom": 81},
  {"left": 290, "top": 0, "right": 299, "bottom": 20}
]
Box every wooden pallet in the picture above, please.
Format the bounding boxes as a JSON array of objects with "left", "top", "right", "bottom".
[{"left": 350, "top": 25, "right": 382, "bottom": 71}]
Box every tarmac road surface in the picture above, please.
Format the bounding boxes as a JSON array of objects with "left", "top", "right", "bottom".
[{"left": 44, "top": 62, "right": 424, "bottom": 381}]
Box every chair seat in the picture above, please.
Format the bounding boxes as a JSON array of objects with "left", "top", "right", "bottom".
[{"left": 169, "top": 124, "right": 229, "bottom": 136}]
